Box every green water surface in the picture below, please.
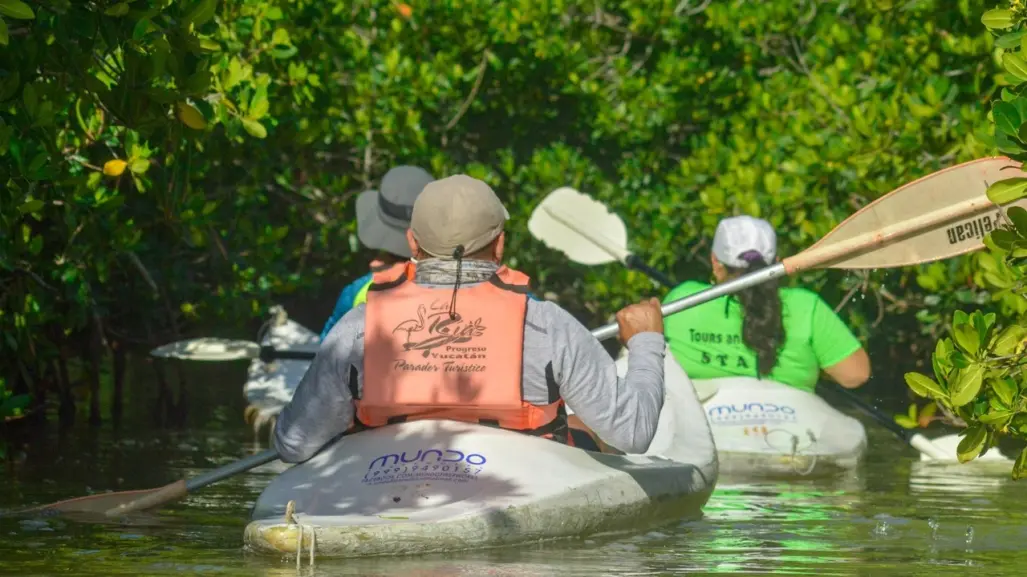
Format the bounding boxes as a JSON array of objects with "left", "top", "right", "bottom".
[{"left": 0, "top": 362, "right": 1024, "bottom": 576}]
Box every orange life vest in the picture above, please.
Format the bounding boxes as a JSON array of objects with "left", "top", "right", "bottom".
[{"left": 354, "top": 261, "right": 572, "bottom": 445}]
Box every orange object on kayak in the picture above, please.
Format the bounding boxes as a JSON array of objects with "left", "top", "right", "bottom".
[{"left": 356, "top": 261, "right": 571, "bottom": 444}]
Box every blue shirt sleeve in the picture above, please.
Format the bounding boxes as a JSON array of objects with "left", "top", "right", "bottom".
[{"left": 320, "top": 272, "right": 373, "bottom": 340}]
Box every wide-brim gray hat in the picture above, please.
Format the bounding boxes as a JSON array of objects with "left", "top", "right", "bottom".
[{"left": 355, "top": 165, "right": 435, "bottom": 258}]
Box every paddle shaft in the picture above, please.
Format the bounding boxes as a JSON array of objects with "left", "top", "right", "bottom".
[
  {"left": 625, "top": 254, "right": 678, "bottom": 287},
  {"left": 106, "top": 449, "right": 279, "bottom": 516},
  {"left": 185, "top": 449, "right": 279, "bottom": 491},
  {"left": 819, "top": 381, "right": 952, "bottom": 460},
  {"left": 261, "top": 345, "right": 316, "bottom": 362},
  {"left": 591, "top": 263, "right": 786, "bottom": 341}
]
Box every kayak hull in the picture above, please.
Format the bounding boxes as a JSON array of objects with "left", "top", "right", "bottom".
[
  {"left": 697, "top": 377, "right": 868, "bottom": 478},
  {"left": 244, "top": 330, "right": 718, "bottom": 558},
  {"left": 243, "top": 421, "right": 714, "bottom": 558}
]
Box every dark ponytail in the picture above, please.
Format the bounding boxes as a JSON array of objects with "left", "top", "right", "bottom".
[{"left": 728, "top": 250, "right": 785, "bottom": 376}]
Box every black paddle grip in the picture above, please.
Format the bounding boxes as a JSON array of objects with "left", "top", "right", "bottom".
[
  {"left": 259, "top": 346, "right": 317, "bottom": 362},
  {"left": 625, "top": 254, "right": 677, "bottom": 288}
]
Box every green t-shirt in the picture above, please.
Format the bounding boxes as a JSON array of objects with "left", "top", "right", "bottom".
[{"left": 662, "top": 280, "right": 862, "bottom": 392}]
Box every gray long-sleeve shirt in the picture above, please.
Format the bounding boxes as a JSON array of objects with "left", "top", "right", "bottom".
[{"left": 272, "top": 259, "right": 666, "bottom": 462}]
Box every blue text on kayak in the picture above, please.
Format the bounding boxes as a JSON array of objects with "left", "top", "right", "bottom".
[{"left": 368, "top": 449, "right": 487, "bottom": 470}]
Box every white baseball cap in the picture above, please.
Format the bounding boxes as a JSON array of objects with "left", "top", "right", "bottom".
[{"left": 712, "top": 215, "right": 777, "bottom": 268}]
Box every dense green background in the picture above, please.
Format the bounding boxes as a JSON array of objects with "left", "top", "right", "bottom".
[{"left": 0, "top": 0, "right": 1008, "bottom": 429}]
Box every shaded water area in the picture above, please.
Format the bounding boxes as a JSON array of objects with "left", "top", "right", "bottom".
[{"left": 1, "top": 360, "right": 1025, "bottom": 575}]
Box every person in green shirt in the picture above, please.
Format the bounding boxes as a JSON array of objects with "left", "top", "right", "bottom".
[{"left": 663, "top": 215, "right": 871, "bottom": 393}]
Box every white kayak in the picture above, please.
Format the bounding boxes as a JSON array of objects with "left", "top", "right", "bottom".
[
  {"left": 243, "top": 340, "right": 718, "bottom": 558},
  {"left": 695, "top": 376, "right": 867, "bottom": 477}
]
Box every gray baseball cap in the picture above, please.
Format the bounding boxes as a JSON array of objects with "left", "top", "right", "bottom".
[
  {"left": 355, "top": 165, "right": 435, "bottom": 257},
  {"left": 410, "top": 175, "right": 510, "bottom": 258}
]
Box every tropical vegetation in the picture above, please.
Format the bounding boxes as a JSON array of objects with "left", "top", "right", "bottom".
[{"left": 0, "top": 0, "right": 1014, "bottom": 478}]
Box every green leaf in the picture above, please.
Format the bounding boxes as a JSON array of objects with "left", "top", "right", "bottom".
[
  {"left": 905, "top": 372, "right": 946, "bottom": 399},
  {"left": 991, "top": 228, "right": 1018, "bottom": 249},
  {"left": 271, "top": 44, "right": 298, "bottom": 60},
  {"left": 978, "top": 409, "right": 1014, "bottom": 427},
  {"left": 907, "top": 402, "right": 917, "bottom": 421},
  {"left": 997, "top": 29, "right": 1027, "bottom": 48},
  {"left": 129, "top": 159, "right": 150, "bottom": 174},
  {"left": 990, "top": 324, "right": 1027, "bottom": 356},
  {"left": 0, "top": 16, "right": 8, "bottom": 47},
  {"left": 17, "top": 199, "right": 44, "bottom": 214},
  {"left": 972, "top": 311, "right": 994, "bottom": 349},
  {"left": 952, "top": 322, "right": 980, "bottom": 356},
  {"left": 956, "top": 424, "right": 988, "bottom": 463},
  {"left": 185, "top": 70, "right": 212, "bottom": 94},
  {"left": 894, "top": 415, "right": 919, "bottom": 429},
  {"left": 0, "top": 393, "right": 29, "bottom": 415},
  {"left": 1013, "top": 447, "right": 1027, "bottom": 481},
  {"left": 994, "top": 102, "right": 1020, "bottom": 137},
  {"left": 197, "top": 36, "right": 220, "bottom": 52},
  {"left": 1009, "top": 206, "right": 1027, "bottom": 237},
  {"left": 0, "top": 0, "right": 34, "bottom": 20},
  {"left": 983, "top": 8, "right": 1015, "bottom": 30},
  {"left": 104, "top": 2, "right": 130, "bottom": 16},
  {"left": 249, "top": 86, "right": 269, "bottom": 120},
  {"left": 987, "top": 178, "right": 1027, "bottom": 205},
  {"left": 1003, "top": 53, "right": 1027, "bottom": 83},
  {"left": 993, "top": 377, "right": 1019, "bottom": 407},
  {"left": 183, "top": 0, "right": 218, "bottom": 27},
  {"left": 950, "top": 364, "right": 986, "bottom": 407},
  {"left": 241, "top": 117, "right": 267, "bottom": 139},
  {"left": 916, "top": 273, "right": 939, "bottom": 291}
]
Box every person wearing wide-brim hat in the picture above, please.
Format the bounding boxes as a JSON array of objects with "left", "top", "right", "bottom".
[{"left": 320, "top": 165, "right": 434, "bottom": 339}]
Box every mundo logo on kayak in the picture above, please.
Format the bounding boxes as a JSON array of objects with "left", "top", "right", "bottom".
[
  {"left": 367, "top": 448, "right": 487, "bottom": 470},
  {"left": 362, "top": 448, "right": 488, "bottom": 486},
  {"left": 706, "top": 402, "right": 797, "bottom": 425}
]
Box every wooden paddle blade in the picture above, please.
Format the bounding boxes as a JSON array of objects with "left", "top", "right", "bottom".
[
  {"left": 149, "top": 338, "right": 262, "bottom": 361},
  {"left": 10, "top": 487, "right": 166, "bottom": 516},
  {"left": 799, "top": 157, "right": 1027, "bottom": 270},
  {"left": 528, "top": 186, "right": 630, "bottom": 265}
]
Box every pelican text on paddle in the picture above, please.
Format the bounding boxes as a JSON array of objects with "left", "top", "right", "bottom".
[{"left": 945, "top": 210, "right": 1000, "bottom": 245}]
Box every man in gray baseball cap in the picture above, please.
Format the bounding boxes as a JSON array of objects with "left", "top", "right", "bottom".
[
  {"left": 274, "top": 174, "right": 670, "bottom": 464},
  {"left": 320, "top": 165, "right": 434, "bottom": 339}
]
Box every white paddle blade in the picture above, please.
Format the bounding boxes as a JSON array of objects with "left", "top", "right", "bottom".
[
  {"left": 528, "top": 186, "right": 630, "bottom": 265},
  {"left": 149, "top": 338, "right": 261, "bottom": 361},
  {"left": 805, "top": 157, "right": 1027, "bottom": 270}
]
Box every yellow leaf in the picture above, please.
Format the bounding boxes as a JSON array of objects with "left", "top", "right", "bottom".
[
  {"left": 102, "top": 159, "right": 128, "bottom": 177},
  {"left": 176, "top": 101, "right": 207, "bottom": 130}
]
